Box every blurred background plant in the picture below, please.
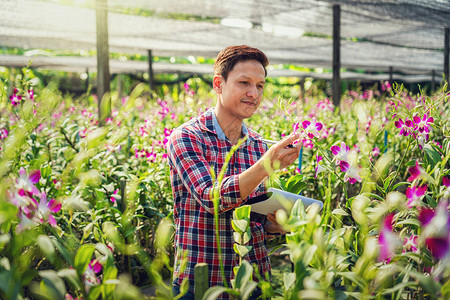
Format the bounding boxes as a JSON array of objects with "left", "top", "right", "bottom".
[{"left": 0, "top": 65, "right": 448, "bottom": 299}]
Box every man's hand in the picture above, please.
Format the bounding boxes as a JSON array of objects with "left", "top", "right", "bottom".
[
  {"left": 261, "top": 133, "right": 302, "bottom": 174},
  {"left": 265, "top": 211, "right": 287, "bottom": 235}
]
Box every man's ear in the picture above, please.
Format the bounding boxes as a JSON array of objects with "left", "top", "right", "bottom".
[{"left": 213, "top": 75, "right": 222, "bottom": 93}]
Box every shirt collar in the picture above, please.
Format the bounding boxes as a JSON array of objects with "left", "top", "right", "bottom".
[{"left": 211, "top": 109, "right": 248, "bottom": 141}]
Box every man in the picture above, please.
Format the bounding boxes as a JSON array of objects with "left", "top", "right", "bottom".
[{"left": 167, "top": 45, "right": 302, "bottom": 299}]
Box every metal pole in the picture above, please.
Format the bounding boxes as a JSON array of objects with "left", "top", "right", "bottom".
[
  {"left": 96, "top": 0, "right": 110, "bottom": 124},
  {"left": 332, "top": 4, "right": 341, "bottom": 107},
  {"left": 148, "top": 49, "right": 155, "bottom": 96},
  {"left": 85, "top": 67, "right": 89, "bottom": 93},
  {"left": 444, "top": 27, "right": 449, "bottom": 85}
]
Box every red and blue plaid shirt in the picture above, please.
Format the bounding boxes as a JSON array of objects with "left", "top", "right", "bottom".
[{"left": 167, "top": 108, "right": 272, "bottom": 296}]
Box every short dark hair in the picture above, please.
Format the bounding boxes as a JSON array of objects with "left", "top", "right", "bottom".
[{"left": 214, "top": 45, "right": 269, "bottom": 80}]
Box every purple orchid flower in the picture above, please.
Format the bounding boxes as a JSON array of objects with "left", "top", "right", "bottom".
[
  {"left": 413, "top": 114, "right": 434, "bottom": 133},
  {"left": 442, "top": 176, "right": 450, "bottom": 200},
  {"left": 378, "top": 213, "right": 401, "bottom": 263},
  {"left": 394, "top": 117, "right": 415, "bottom": 137},
  {"left": 10, "top": 89, "right": 22, "bottom": 107},
  {"left": 341, "top": 161, "right": 362, "bottom": 184},
  {"left": 403, "top": 235, "right": 418, "bottom": 253},
  {"left": 406, "top": 185, "right": 427, "bottom": 208},
  {"left": 315, "top": 154, "right": 325, "bottom": 178},
  {"left": 419, "top": 201, "right": 450, "bottom": 259},
  {"left": 330, "top": 142, "right": 350, "bottom": 163},
  {"left": 407, "top": 161, "right": 425, "bottom": 182},
  {"left": 15, "top": 168, "right": 41, "bottom": 197},
  {"left": 0, "top": 128, "right": 8, "bottom": 140},
  {"left": 302, "top": 117, "right": 323, "bottom": 139}
]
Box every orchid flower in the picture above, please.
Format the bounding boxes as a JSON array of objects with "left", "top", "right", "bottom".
[
  {"left": 10, "top": 92, "right": 22, "bottom": 107},
  {"left": 341, "top": 161, "right": 362, "bottom": 184},
  {"left": 330, "top": 142, "right": 350, "bottom": 163},
  {"left": 292, "top": 122, "right": 300, "bottom": 135},
  {"left": 413, "top": 113, "right": 434, "bottom": 133},
  {"left": 403, "top": 235, "right": 419, "bottom": 253},
  {"left": 36, "top": 193, "right": 62, "bottom": 227},
  {"left": 302, "top": 117, "right": 323, "bottom": 139},
  {"left": 15, "top": 168, "right": 41, "bottom": 197},
  {"left": 315, "top": 155, "right": 325, "bottom": 178},
  {"left": 0, "top": 128, "right": 8, "bottom": 140},
  {"left": 394, "top": 117, "right": 415, "bottom": 137},
  {"left": 442, "top": 176, "right": 449, "bottom": 200},
  {"left": 83, "top": 259, "right": 102, "bottom": 290},
  {"left": 405, "top": 185, "right": 427, "bottom": 208},
  {"left": 378, "top": 214, "right": 401, "bottom": 263},
  {"left": 420, "top": 201, "right": 450, "bottom": 259},
  {"left": 407, "top": 161, "right": 426, "bottom": 182}
]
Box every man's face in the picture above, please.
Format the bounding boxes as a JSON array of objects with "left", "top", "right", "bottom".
[{"left": 214, "top": 59, "right": 266, "bottom": 120}]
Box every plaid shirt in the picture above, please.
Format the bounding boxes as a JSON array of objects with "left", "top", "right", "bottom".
[{"left": 167, "top": 108, "right": 272, "bottom": 296}]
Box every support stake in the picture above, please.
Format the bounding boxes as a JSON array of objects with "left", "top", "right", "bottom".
[
  {"left": 96, "top": 0, "right": 110, "bottom": 125},
  {"left": 332, "top": 4, "right": 341, "bottom": 107},
  {"left": 148, "top": 49, "right": 155, "bottom": 97},
  {"left": 444, "top": 27, "right": 449, "bottom": 85}
]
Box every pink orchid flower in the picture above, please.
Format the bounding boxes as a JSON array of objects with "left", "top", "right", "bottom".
[
  {"left": 110, "top": 189, "right": 118, "bottom": 203},
  {"left": 407, "top": 161, "right": 425, "bottom": 182},
  {"left": 403, "top": 235, "right": 418, "bottom": 253},
  {"left": 292, "top": 122, "right": 300, "bottom": 135},
  {"left": 413, "top": 113, "right": 433, "bottom": 133},
  {"left": 302, "top": 117, "right": 323, "bottom": 139},
  {"left": 315, "top": 155, "right": 325, "bottom": 178},
  {"left": 84, "top": 259, "right": 102, "bottom": 290},
  {"left": 0, "top": 128, "right": 8, "bottom": 140},
  {"left": 330, "top": 142, "right": 350, "bottom": 163},
  {"left": 394, "top": 117, "right": 415, "bottom": 137},
  {"left": 419, "top": 201, "right": 450, "bottom": 259},
  {"left": 378, "top": 214, "right": 401, "bottom": 263},
  {"left": 36, "top": 193, "right": 62, "bottom": 227},
  {"left": 405, "top": 185, "right": 427, "bottom": 208},
  {"left": 16, "top": 168, "right": 41, "bottom": 197},
  {"left": 442, "top": 176, "right": 449, "bottom": 200},
  {"left": 340, "top": 161, "right": 362, "bottom": 184},
  {"left": 10, "top": 88, "right": 22, "bottom": 106}
]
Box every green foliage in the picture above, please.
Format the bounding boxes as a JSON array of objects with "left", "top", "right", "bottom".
[{"left": 0, "top": 66, "right": 449, "bottom": 299}]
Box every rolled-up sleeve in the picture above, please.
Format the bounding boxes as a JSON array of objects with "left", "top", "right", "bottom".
[{"left": 167, "top": 128, "right": 245, "bottom": 214}]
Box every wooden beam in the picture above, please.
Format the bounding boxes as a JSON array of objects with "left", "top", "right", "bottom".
[
  {"left": 431, "top": 69, "right": 436, "bottom": 92},
  {"left": 332, "top": 4, "right": 341, "bottom": 107},
  {"left": 96, "top": 0, "right": 110, "bottom": 124},
  {"left": 389, "top": 66, "right": 393, "bottom": 86},
  {"left": 445, "top": 27, "right": 449, "bottom": 85},
  {"left": 148, "top": 49, "right": 155, "bottom": 95}
]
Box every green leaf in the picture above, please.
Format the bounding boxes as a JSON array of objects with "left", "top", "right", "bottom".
[
  {"left": 234, "top": 260, "right": 253, "bottom": 290},
  {"left": 286, "top": 174, "right": 307, "bottom": 194},
  {"left": 233, "top": 244, "right": 252, "bottom": 257},
  {"left": 241, "top": 281, "right": 258, "bottom": 300},
  {"left": 396, "top": 218, "right": 421, "bottom": 228},
  {"left": 234, "top": 205, "right": 251, "bottom": 219},
  {"left": 74, "top": 244, "right": 95, "bottom": 275},
  {"left": 202, "top": 286, "right": 232, "bottom": 300},
  {"left": 284, "top": 272, "right": 296, "bottom": 291},
  {"left": 392, "top": 182, "right": 410, "bottom": 190},
  {"left": 39, "top": 270, "right": 66, "bottom": 299},
  {"left": 231, "top": 220, "right": 249, "bottom": 234},
  {"left": 424, "top": 143, "right": 442, "bottom": 167},
  {"left": 57, "top": 268, "right": 81, "bottom": 290},
  {"left": 37, "top": 235, "right": 55, "bottom": 262}
]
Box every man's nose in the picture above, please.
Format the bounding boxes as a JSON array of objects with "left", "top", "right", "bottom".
[{"left": 246, "top": 85, "right": 258, "bottom": 99}]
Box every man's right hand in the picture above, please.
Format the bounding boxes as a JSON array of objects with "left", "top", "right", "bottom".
[{"left": 261, "top": 133, "right": 302, "bottom": 174}]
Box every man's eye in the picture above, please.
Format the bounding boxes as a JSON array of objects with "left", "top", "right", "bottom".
[{"left": 240, "top": 81, "right": 248, "bottom": 85}]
